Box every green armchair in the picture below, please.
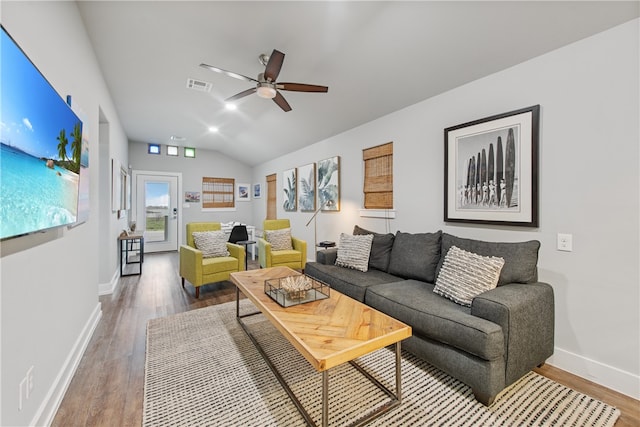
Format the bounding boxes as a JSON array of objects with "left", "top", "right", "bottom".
[
  {"left": 180, "top": 222, "right": 245, "bottom": 298},
  {"left": 258, "top": 219, "right": 307, "bottom": 271}
]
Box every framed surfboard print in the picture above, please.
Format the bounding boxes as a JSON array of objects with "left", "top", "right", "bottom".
[{"left": 444, "top": 105, "right": 539, "bottom": 227}]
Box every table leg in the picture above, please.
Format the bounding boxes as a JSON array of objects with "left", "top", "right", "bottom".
[
  {"left": 322, "top": 370, "right": 329, "bottom": 427},
  {"left": 236, "top": 286, "right": 240, "bottom": 318},
  {"left": 396, "top": 341, "right": 402, "bottom": 402}
]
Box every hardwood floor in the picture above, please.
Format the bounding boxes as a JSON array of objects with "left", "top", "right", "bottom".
[{"left": 52, "top": 252, "right": 639, "bottom": 426}]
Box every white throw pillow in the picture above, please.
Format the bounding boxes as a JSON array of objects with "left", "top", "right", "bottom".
[
  {"left": 335, "top": 233, "right": 374, "bottom": 272},
  {"left": 433, "top": 246, "right": 505, "bottom": 307},
  {"left": 192, "top": 231, "right": 230, "bottom": 258},
  {"left": 265, "top": 228, "right": 293, "bottom": 251}
]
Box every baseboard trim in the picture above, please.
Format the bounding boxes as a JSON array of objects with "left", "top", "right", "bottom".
[
  {"left": 548, "top": 346, "right": 640, "bottom": 399},
  {"left": 98, "top": 269, "right": 120, "bottom": 295},
  {"left": 31, "top": 302, "right": 102, "bottom": 427}
]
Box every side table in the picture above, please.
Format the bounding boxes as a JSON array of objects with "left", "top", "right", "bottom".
[
  {"left": 119, "top": 232, "right": 144, "bottom": 276},
  {"left": 235, "top": 240, "right": 256, "bottom": 271}
]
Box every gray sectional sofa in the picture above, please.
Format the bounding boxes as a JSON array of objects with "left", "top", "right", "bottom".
[{"left": 305, "top": 227, "right": 554, "bottom": 405}]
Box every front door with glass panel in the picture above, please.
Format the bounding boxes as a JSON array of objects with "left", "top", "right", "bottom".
[{"left": 133, "top": 172, "right": 180, "bottom": 253}]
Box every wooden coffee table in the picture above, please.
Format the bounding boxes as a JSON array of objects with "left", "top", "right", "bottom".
[{"left": 230, "top": 266, "right": 411, "bottom": 427}]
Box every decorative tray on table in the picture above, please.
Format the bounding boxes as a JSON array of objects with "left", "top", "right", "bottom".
[{"left": 264, "top": 275, "right": 330, "bottom": 307}]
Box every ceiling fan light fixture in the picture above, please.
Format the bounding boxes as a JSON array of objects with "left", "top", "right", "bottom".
[{"left": 256, "top": 85, "right": 277, "bottom": 99}]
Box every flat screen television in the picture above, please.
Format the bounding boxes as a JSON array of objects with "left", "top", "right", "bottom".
[{"left": 1, "top": 25, "right": 84, "bottom": 240}]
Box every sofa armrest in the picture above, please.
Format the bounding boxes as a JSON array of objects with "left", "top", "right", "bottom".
[
  {"left": 179, "top": 244, "right": 203, "bottom": 286},
  {"left": 226, "top": 242, "right": 246, "bottom": 271},
  {"left": 258, "top": 237, "right": 271, "bottom": 268},
  {"left": 291, "top": 236, "right": 307, "bottom": 269},
  {"left": 471, "top": 282, "right": 554, "bottom": 384},
  {"left": 316, "top": 247, "right": 338, "bottom": 265}
]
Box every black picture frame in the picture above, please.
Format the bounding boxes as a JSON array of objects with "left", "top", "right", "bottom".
[{"left": 444, "top": 105, "right": 540, "bottom": 227}]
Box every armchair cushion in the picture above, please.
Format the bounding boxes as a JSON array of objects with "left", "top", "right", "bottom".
[
  {"left": 192, "top": 230, "right": 230, "bottom": 258},
  {"left": 202, "top": 255, "right": 240, "bottom": 275},
  {"left": 264, "top": 228, "right": 293, "bottom": 250}
]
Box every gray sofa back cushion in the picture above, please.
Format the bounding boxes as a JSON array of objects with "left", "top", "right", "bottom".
[
  {"left": 387, "top": 231, "right": 442, "bottom": 282},
  {"left": 437, "top": 233, "right": 540, "bottom": 286},
  {"left": 353, "top": 225, "right": 395, "bottom": 272}
]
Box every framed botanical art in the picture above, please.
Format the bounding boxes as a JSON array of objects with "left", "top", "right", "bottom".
[
  {"left": 282, "top": 168, "right": 297, "bottom": 211},
  {"left": 297, "top": 163, "right": 316, "bottom": 212},
  {"left": 236, "top": 183, "right": 250, "bottom": 201},
  {"left": 444, "top": 105, "right": 539, "bottom": 227},
  {"left": 317, "top": 156, "right": 340, "bottom": 211}
]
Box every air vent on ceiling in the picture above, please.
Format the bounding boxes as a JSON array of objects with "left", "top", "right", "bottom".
[{"left": 186, "top": 78, "right": 212, "bottom": 92}]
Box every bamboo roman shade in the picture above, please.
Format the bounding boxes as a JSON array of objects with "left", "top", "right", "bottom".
[
  {"left": 202, "top": 177, "right": 235, "bottom": 208},
  {"left": 363, "top": 142, "right": 393, "bottom": 209}
]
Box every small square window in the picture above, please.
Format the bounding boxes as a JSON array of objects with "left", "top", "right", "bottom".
[
  {"left": 148, "top": 143, "right": 161, "bottom": 155},
  {"left": 167, "top": 145, "right": 179, "bottom": 156},
  {"left": 184, "top": 147, "right": 196, "bottom": 158}
]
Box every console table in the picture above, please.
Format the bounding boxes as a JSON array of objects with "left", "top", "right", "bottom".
[{"left": 119, "top": 232, "right": 144, "bottom": 276}]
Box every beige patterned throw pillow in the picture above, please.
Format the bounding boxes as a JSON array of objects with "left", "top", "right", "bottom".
[
  {"left": 434, "top": 246, "right": 505, "bottom": 306},
  {"left": 192, "top": 231, "right": 230, "bottom": 258},
  {"left": 335, "top": 233, "right": 374, "bottom": 272},
  {"left": 265, "top": 228, "right": 293, "bottom": 251}
]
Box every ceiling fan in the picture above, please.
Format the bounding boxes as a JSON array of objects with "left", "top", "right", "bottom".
[{"left": 200, "top": 49, "right": 328, "bottom": 112}]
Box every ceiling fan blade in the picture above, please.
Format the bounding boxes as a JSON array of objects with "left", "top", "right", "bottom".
[
  {"left": 200, "top": 63, "right": 258, "bottom": 83},
  {"left": 225, "top": 87, "right": 256, "bottom": 102},
  {"left": 273, "top": 91, "right": 292, "bottom": 112},
  {"left": 278, "top": 83, "right": 328, "bottom": 93},
  {"left": 264, "top": 49, "right": 285, "bottom": 82}
]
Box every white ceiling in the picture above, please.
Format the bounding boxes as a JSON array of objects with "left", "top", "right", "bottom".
[{"left": 77, "top": 1, "right": 639, "bottom": 166}]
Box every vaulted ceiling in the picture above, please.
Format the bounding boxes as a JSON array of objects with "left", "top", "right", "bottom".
[{"left": 78, "top": 1, "right": 639, "bottom": 166}]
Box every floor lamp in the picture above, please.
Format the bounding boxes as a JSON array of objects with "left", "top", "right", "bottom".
[{"left": 305, "top": 200, "right": 334, "bottom": 249}]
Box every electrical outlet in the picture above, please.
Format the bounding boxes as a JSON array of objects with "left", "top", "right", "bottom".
[{"left": 557, "top": 233, "right": 573, "bottom": 252}]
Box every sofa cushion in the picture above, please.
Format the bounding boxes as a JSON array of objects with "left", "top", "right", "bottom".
[
  {"left": 387, "top": 231, "right": 442, "bottom": 282},
  {"left": 353, "top": 225, "right": 395, "bottom": 272},
  {"left": 335, "top": 233, "right": 374, "bottom": 272},
  {"left": 192, "top": 230, "right": 230, "bottom": 258},
  {"left": 365, "top": 280, "right": 504, "bottom": 360},
  {"left": 264, "top": 228, "right": 293, "bottom": 251},
  {"left": 437, "top": 233, "right": 540, "bottom": 286},
  {"left": 434, "top": 246, "right": 505, "bottom": 306},
  {"left": 305, "top": 261, "right": 403, "bottom": 302}
]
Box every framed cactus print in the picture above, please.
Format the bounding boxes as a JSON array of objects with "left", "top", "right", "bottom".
[
  {"left": 282, "top": 168, "right": 297, "bottom": 212},
  {"left": 444, "top": 105, "right": 539, "bottom": 227}
]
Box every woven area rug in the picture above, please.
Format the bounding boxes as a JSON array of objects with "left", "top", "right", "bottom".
[{"left": 143, "top": 300, "right": 620, "bottom": 427}]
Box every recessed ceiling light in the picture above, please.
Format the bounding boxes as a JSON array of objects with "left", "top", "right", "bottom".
[
  {"left": 209, "top": 126, "right": 219, "bottom": 133},
  {"left": 225, "top": 103, "right": 237, "bottom": 111}
]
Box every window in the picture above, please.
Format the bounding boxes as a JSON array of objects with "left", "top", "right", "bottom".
[
  {"left": 363, "top": 142, "right": 393, "bottom": 209},
  {"left": 167, "top": 145, "right": 179, "bottom": 156},
  {"left": 184, "top": 147, "right": 196, "bottom": 158},
  {"left": 202, "top": 177, "right": 234, "bottom": 208},
  {"left": 148, "top": 143, "right": 161, "bottom": 155}
]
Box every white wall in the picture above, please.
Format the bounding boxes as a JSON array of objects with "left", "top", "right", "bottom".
[
  {"left": 128, "top": 141, "right": 254, "bottom": 243},
  {"left": 253, "top": 19, "right": 640, "bottom": 398},
  {"left": 1, "top": 2, "right": 130, "bottom": 425}
]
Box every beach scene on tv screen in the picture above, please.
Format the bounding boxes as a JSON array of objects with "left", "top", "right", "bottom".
[{"left": 0, "top": 29, "right": 82, "bottom": 239}]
